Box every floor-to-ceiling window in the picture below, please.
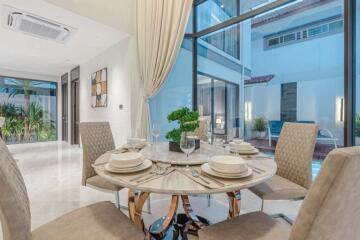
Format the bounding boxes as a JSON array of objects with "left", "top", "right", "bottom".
[
  {"left": 150, "top": 0, "right": 357, "bottom": 153},
  {"left": 0, "top": 76, "right": 57, "bottom": 144}
]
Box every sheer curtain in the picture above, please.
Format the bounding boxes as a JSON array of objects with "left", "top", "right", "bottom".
[{"left": 135, "top": 0, "right": 193, "bottom": 138}]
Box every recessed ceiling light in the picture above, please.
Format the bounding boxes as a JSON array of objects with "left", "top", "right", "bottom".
[{"left": 220, "top": 4, "right": 225, "bottom": 8}]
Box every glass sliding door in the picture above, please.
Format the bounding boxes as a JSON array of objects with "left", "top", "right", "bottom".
[
  {"left": 197, "top": 73, "right": 239, "bottom": 142},
  {"left": 226, "top": 83, "right": 239, "bottom": 139},
  {"left": 0, "top": 76, "right": 57, "bottom": 144}
]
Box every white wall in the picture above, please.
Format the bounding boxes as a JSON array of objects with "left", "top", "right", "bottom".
[
  {"left": 0, "top": 67, "right": 61, "bottom": 140},
  {"left": 79, "top": 38, "right": 132, "bottom": 147}
]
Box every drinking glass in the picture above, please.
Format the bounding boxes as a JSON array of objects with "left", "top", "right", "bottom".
[
  {"left": 180, "top": 132, "right": 196, "bottom": 171},
  {"left": 151, "top": 124, "right": 161, "bottom": 152}
]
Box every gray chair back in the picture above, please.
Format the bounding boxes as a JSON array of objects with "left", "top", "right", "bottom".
[
  {"left": 290, "top": 147, "right": 360, "bottom": 240},
  {"left": 0, "top": 139, "right": 31, "bottom": 240},
  {"left": 79, "top": 122, "right": 115, "bottom": 186},
  {"left": 275, "top": 122, "right": 319, "bottom": 189}
]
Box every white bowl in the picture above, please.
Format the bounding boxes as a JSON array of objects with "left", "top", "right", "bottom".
[
  {"left": 109, "top": 152, "right": 144, "bottom": 168},
  {"left": 209, "top": 155, "right": 248, "bottom": 174},
  {"left": 229, "top": 142, "right": 253, "bottom": 151},
  {"left": 232, "top": 138, "right": 243, "bottom": 144},
  {"left": 127, "top": 138, "right": 148, "bottom": 148}
]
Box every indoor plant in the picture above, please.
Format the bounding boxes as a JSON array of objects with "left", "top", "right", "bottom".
[
  {"left": 252, "top": 117, "right": 267, "bottom": 139},
  {"left": 165, "top": 107, "right": 200, "bottom": 152}
]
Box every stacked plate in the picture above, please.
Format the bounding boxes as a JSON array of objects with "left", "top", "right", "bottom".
[
  {"left": 201, "top": 155, "right": 252, "bottom": 179},
  {"left": 105, "top": 152, "right": 152, "bottom": 173},
  {"left": 127, "top": 138, "right": 148, "bottom": 149},
  {"left": 229, "top": 141, "right": 259, "bottom": 155}
]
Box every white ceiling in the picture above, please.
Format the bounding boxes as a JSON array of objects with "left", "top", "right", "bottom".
[
  {"left": 44, "top": 0, "right": 136, "bottom": 35},
  {"left": 0, "top": 0, "right": 129, "bottom": 77}
]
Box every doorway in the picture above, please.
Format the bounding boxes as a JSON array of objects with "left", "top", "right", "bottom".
[
  {"left": 281, "top": 82, "right": 297, "bottom": 122},
  {"left": 70, "top": 67, "right": 80, "bottom": 145},
  {"left": 197, "top": 74, "right": 239, "bottom": 141},
  {"left": 61, "top": 73, "right": 68, "bottom": 141}
]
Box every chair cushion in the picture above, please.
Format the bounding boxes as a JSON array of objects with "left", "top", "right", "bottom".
[
  {"left": 198, "top": 212, "right": 290, "bottom": 240},
  {"left": 86, "top": 175, "right": 122, "bottom": 191},
  {"left": 249, "top": 175, "right": 307, "bottom": 200},
  {"left": 31, "top": 201, "right": 144, "bottom": 240}
]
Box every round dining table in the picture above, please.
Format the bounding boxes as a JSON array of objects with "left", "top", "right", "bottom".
[{"left": 93, "top": 142, "right": 277, "bottom": 239}]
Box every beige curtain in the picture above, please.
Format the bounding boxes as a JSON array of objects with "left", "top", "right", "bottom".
[{"left": 135, "top": 0, "right": 193, "bottom": 138}]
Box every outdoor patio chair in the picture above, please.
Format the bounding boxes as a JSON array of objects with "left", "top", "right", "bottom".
[
  {"left": 80, "top": 122, "right": 151, "bottom": 212},
  {"left": 250, "top": 122, "right": 319, "bottom": 224},
  {"left": 0, "top": 137, "right": 144, "bottom": 240},
  {"left": 198, "top": 146, "right": 360, "bottom": 240},
  {"left": 268, "top": 120, "right": 338, "bottom": 148}
]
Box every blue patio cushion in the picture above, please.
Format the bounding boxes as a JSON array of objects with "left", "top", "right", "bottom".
[
  {"left": 268, "top": 121, "right": 284, "bottom": 135},
  {"left": 269, "top": 120, "right": 332, "bottom": 139}
]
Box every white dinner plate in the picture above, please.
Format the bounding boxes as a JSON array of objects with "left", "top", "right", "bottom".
[
  {"left": 210, "top": 165, "right": 249, "bottom": 175},
  {"left": 201, "top": 163, "right": 253, "bottom": 179},
  {"left": 105, "top": 159, "right": 152, "bottom": 173},
  {"left": 230, "top": 147, "right": 259, "bottom": 155},
  {"left": 108, "top": 160, "right": 143, "bottom": 170}
]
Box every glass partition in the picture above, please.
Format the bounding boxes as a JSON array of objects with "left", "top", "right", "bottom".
[{"left": 0, "top": 76, "right": 57, "bottom": 144}]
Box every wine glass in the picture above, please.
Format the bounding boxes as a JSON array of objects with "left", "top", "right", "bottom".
[
  {"left": 151, "top": 124, "right": 161, "bottom": 152},
  {"left": 180, "top": 132, "right": 196, "bottom": 171}
]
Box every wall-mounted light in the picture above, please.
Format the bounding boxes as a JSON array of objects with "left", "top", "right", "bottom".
[
  {"left": 245, "top": 101, "right": 252, "bottom": 122},
  {"left": 336, "top": 97, "right": 344, "bottom": 123}
]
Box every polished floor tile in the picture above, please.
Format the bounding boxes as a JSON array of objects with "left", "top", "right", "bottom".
[{"left": 1, "top": 141, "right": 302, "bottom": 239}]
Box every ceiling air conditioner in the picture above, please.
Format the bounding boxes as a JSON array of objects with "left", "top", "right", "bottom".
[{"left": 2, "top": 5, "right": 76, "bottom": 43}]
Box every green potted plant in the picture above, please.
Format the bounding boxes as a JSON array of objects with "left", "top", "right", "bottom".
[
  {"left": 165, "top": 107, "right": 200, "bottom": 152},
  {"left": 252, "top": 117, "right": 267, "bottom": 139}
]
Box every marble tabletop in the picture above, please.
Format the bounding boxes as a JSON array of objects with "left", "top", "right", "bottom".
[
  {"left": 140, "top": 142, "right": 228, "bottom": 165},
  {"left": 94, "top": 146, "right": 277, "bottom": 195}
]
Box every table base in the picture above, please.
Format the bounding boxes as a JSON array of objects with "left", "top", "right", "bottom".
[
  {"left": 149, "top": 213, "right": 210, "bottom": 240},
  {"left": 128, "top": 190, "right": 241, "bottom": 240}
]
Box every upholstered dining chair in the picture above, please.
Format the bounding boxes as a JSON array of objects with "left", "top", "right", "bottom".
[
  {"left": 79, "top": 122, "right": 151, "bottom": 212},
  {"left": 249, "top": 122, "right": 319, "bottom": 224},
  {"left": 0, "top": 138, "right": 144, "bottom": 240},
  {"left": 194, "top": 118, "right": 209, "bottom": 142},
  {"left": 198, "top": 146, "right": 360, "bottom": 240}
]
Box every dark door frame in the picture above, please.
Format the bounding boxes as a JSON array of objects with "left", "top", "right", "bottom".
[
  {"left": 61, "top": 73, "right": 68, "bottom": 142},
  {"left": 70, "top": 66, "right": 80, "bottom": 145}
]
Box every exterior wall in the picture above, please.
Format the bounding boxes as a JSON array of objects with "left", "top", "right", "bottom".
[{"left": 79, "top": 38, "right": 132, "bottom": 147}]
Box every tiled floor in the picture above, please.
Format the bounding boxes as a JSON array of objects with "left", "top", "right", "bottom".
[{"left": 1, "top": 141, "right": 304, "bottom": 239}]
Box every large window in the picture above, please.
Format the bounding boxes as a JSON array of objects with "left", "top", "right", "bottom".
[
  {"left": 195, "top": 0, "right": 281, "bottom": 31},
  {"left": 0, "top": 76, "right": 57, "bottom": 144},
  {"left": 149, "top": 39, "right": 193, "bottom": 140},
  {"left": 245, "top": 0, "right": 344, "bottom": 152},
  {"left": 150, "top": 0, "right": 360, "bottom": 153}
]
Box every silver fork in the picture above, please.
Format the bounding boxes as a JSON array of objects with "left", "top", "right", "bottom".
[
  {"left": 196, "top": 170, "right": 225, "bottom": 186},
  {"left": 191, "top": 169, "right": 211, "bottom": 185}
]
